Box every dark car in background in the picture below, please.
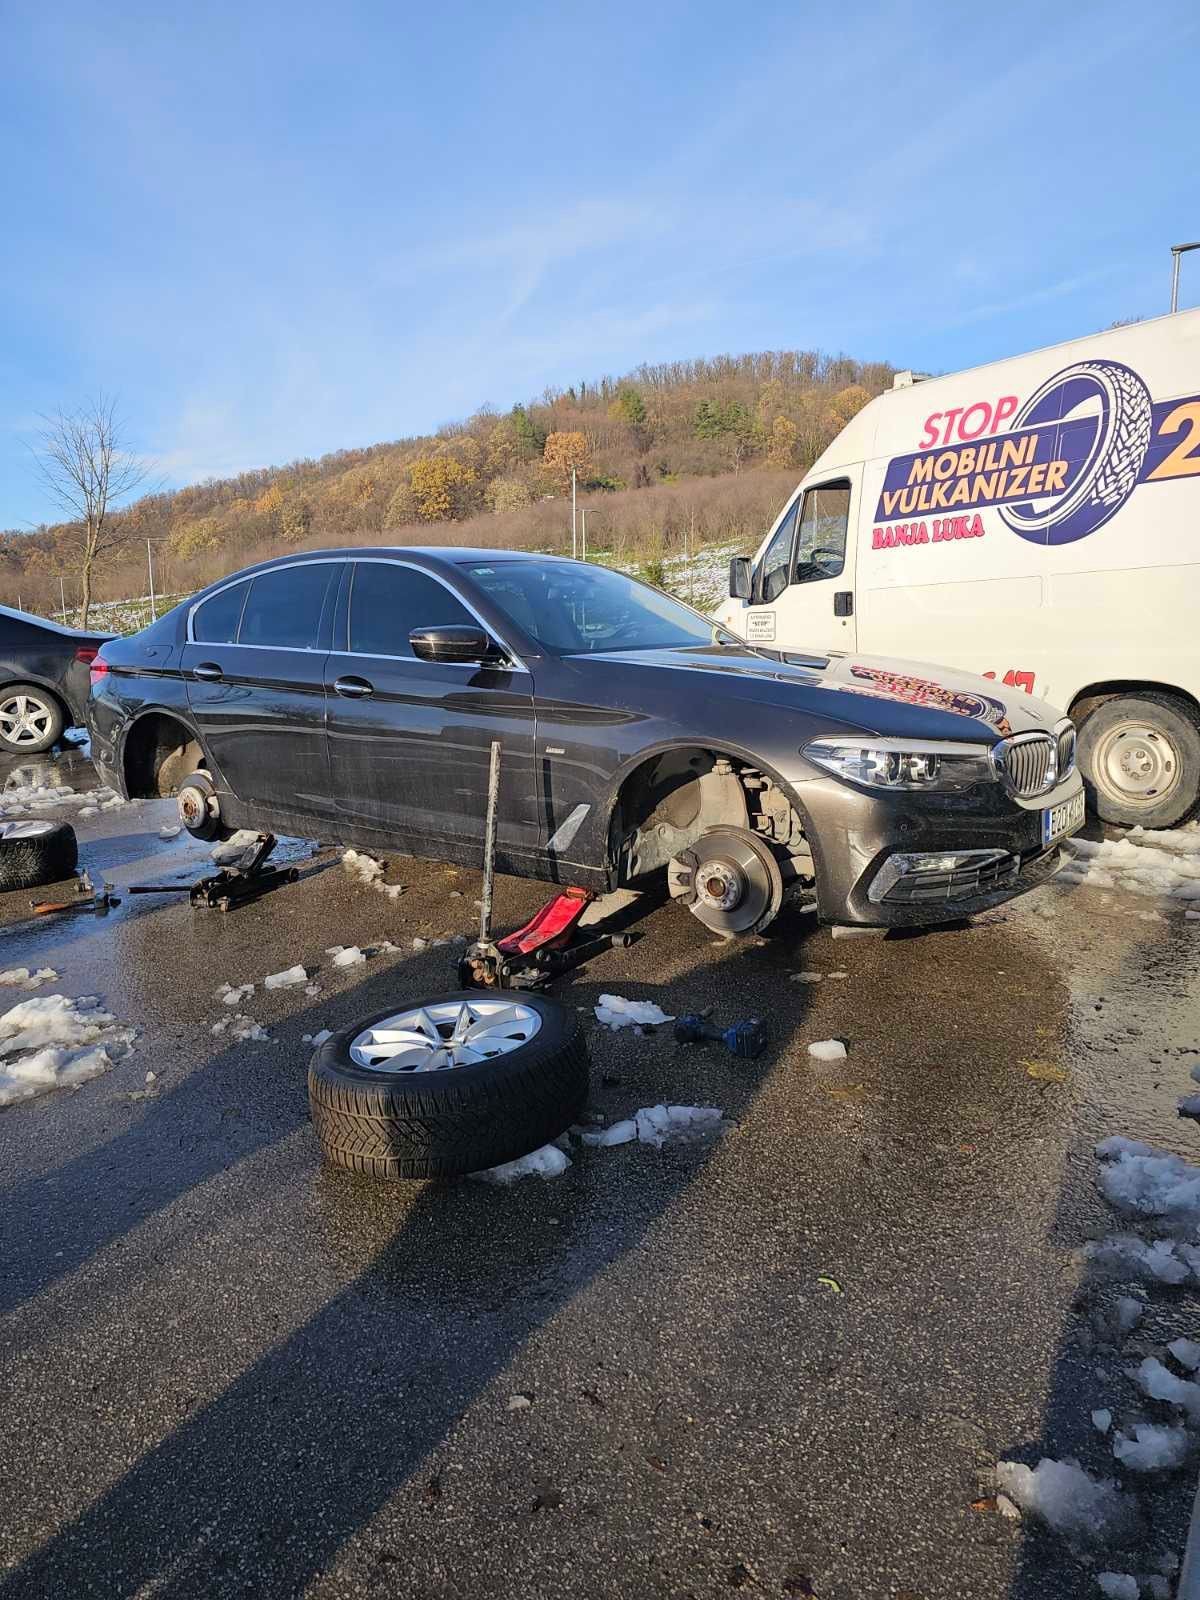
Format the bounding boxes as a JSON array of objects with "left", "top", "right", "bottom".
[
  {"left": 86, "top": 548, "right": 1084, "bottom": 936},
  {"left": 0, "top": 604, "right": 113, "bottom": 754}
]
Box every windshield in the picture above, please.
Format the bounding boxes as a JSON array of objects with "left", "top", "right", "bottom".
[{"left": 463, "top": 561, "right": 721, "bottom": 655}]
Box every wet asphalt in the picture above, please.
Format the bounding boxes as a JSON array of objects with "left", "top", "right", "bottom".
[{"left": 0, "top": 745, "right": 1198, "bottom": 1600}]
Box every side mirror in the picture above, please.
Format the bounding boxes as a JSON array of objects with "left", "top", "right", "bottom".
[
  {"left": 409, "top": 625, "right": 502, "bottom": 665},
  {"left": 728, "top": 557, "right": 752, "bottom": 601}
]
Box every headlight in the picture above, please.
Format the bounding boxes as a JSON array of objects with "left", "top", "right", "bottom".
[{"left": 803, "top": 737, "right": 995, "bottom": 793}]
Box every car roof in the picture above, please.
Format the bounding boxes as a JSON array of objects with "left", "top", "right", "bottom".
[{"left": 281, "top": 546, "right": 568, "bottom": 566}]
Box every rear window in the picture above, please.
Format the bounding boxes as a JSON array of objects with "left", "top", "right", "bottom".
[
  {"left": 239, "top": 564, "right": 335, "bottom": 650},
  {"left": 192, "top": 581, "right": 249, "bottom": 645}
]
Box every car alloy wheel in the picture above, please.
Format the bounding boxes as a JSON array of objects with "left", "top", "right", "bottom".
[
  {"left": 348, "top": 997, "right": 543, "bottom": 1073},
  {"left": 0, "top": 690, "right": 60, "bottom": 753}
]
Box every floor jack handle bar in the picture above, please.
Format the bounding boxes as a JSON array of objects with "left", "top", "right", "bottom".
[{"left": 478, "top": 740, "right": 501, "bottom": 945}]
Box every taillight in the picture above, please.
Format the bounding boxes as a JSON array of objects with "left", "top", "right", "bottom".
[
  {"left": 74, "top": 645, "right": 99, "bottom": 665},
  {"left": 89, "top": 650, "right": 110, "bottom": 688}
]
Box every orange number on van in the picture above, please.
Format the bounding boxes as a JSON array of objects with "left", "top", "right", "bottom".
[{"left": 1147, "top": 401, "right": 1200, "bottom": 481}]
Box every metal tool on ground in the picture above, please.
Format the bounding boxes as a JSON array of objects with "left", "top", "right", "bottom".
[
  {"left": 674, "top": 1010, "right": 768, "bottom": 1059},
  {"left": 458, "top": 741, "right": 639, "bottom": 990},
  {"left": 129, "top": 832, "right": 299, "bottom": 912},
  {"left": 31, "top": 868, "right": 121, "bottom": 917}
]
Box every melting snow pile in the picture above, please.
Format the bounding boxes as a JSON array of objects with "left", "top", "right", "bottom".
[
  {"left": 215, "top": 982, "right": 254, "bottom": 1007},
  {"left": 1130, "top": 1356, "right": 1200, "bottom": 1422},
  {"left": 1094, "top": 1135, "right": 1200, "bottom": 1224},
  {"left": 593, "top": 995, "right": 674, "bottom": 1030},
  {"left": 1111, "top": 1422, "right": 1190, "bottom": 1473},
  {"left": 326, "top": 945, "right": 366, "bottom": 968},
  {"left": 1086, "top": 1235, "right": 1195, "bottom": 1286},
  {"left": 580, "top": 1104, "right": 726, "bottom": 1148},
  {"left": 808, "top": 1039, "right": 847, "bottom": 1061},
  {"left": 1059, "top": 824, "right": 1200, "bottom": 904},
  {"left": 211, "top": 1013, "right": 269, "bottom": 1042},
  {"left": 342, "top": 848, "right": 406, "bottom": 900},
  {"left": 0, "top": 967, "right": 58, "bottom": 990},
  {"left": 0, "top": 993, "right": 136, "bottom": 1107},
  {"left": 993, "top": 1458, "right": 1135, "bottom": 1545},
  {"left": 474, "top": 1144, "right": 571, "bottom": 1185},
  {"left": 0, "top": 781, "right": 125, "bottom": 821},
  {"left": 263, "top": 965, "right": 308, "bottom": 990}
]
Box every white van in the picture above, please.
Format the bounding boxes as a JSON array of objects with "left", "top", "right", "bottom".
[{"left": 715, "top": 308, "right": 1200, "bottom": 829}]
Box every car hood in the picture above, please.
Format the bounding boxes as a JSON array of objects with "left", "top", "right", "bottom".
[{"left": 579, "top": 644, "right": 1061, "bottom": 741}]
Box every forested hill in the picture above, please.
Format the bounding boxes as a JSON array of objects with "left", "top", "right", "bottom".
[{"left": 2, "top": 348, "right": 894, "bottom": 616}]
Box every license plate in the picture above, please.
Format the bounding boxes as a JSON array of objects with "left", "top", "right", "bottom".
[{"left": 1042, "top": 789, "right": 1085, "bottom": 846}]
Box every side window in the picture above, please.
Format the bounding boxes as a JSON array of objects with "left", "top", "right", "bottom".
[
  {"left": 348, "top": 564, "right": 475, "bottom": 657},
  {"left": 192, "top": 581, "right": 250, "bottom": 645},
  {"left": 793, "top": 482, "right": 851, "bottom": 584},
  {"left": 238, "top": 564, "right": 335, "bottom": 649},
  {"left": 755, "top": 499, "right": 800, "bottom": 604}
]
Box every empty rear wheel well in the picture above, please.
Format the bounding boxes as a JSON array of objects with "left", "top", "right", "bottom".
[
  {"left": 123, "top": 714, "right": 205, "bottom": 798},
  {"left": 610, "top": 746, "right": 811, "bottom": 883}
]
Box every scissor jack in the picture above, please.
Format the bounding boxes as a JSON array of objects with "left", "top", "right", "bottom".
[
  {"left": 129, "top": 832, "right": 300, "bottom": 912},
  {"left": 458, "top": 741, "right": 639, "bottom": 991}
]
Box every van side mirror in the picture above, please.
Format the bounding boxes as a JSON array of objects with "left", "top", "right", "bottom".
[
  {"left": 728, "top": 557, "right": 752, "bottom": 601},
  {"left": 409, "top": 624, "right": 502, "bottom": 664}
]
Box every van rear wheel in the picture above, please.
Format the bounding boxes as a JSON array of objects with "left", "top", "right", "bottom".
[{"left": 1077, "top": 693, "right": 1200, "bottom": 830}]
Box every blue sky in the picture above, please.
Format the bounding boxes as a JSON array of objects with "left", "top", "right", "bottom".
[{"left": 1, "top": 0, "right": 1197, "bottom": 530}]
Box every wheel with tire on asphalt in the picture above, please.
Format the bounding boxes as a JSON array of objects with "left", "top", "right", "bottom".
[
  {"left": 0, "top": 685, "right": 65, "bottom": 756},
  {"left": 1076, "top": 692, "right": 1200, "bottom": 830},
  {"left": 0, "top": 820, "right": 78, "bottom": 892},
  {"left": 308, "top": 990, "right": 588, "bottom": 1180}
]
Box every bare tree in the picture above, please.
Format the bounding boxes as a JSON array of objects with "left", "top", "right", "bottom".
[{"left": 34, "top": 395, "right": 150, "bottom": 627}]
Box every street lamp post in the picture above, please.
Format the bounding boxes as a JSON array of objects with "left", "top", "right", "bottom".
[
  {"left": 1171, "top": 241, "right": 1200, "bottom": 313},
  {"left": 146, "top": 538, "right": 171, "bottom": 622}
]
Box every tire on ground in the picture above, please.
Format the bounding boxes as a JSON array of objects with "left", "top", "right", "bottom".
[
  {"left": 308, "top": 991, "right": 589, "bottom": 1180},
  {"left": 0, "top": 820, "right": 78, "bottom": 892},
  {"left": 1077, "top": 692, "right": 1200, "bottom": 830}
]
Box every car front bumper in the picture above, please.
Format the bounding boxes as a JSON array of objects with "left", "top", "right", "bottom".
[{"left": 789, "top": 769, "right": 1084, "bottom": 928}]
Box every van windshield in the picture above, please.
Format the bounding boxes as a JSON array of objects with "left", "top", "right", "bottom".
[{"left": 463, "top": 561, "right": 721, "bottom": 656}]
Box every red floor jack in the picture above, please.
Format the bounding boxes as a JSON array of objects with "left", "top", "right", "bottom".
[{"left": 458, "top": 741, "right": 636, "bottom": 991}]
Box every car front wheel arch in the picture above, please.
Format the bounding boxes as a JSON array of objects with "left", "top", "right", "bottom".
[{"left": 122, "top": 712, "right": 208, "bottom": 799}]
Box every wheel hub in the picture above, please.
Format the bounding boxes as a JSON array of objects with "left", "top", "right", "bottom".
[
  {"left": 670, "top": 825, "right": 784, "bottom": 937},
  {"left": 348, "top": 998, "right": 542, "bottom": 1073},
  {"left": 178, "top": 787, "right": 209, "bottom": 828},
  {"left": 1096, "top": 722, "right": 1180, "bottom": 805}
]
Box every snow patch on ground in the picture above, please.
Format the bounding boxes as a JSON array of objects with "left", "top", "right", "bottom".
[
  {"left": 215, "top": 982, "right": 254, "bottom": 1007},
  {"left": 808, "top": 1039, "right": 847, "bottom": 1061},
  {"left": 1168, "top": 1337, "right": 1200, "bottom": 1371},
  {"left": 1130, "top": 1356, "right": 1200, "bottom": 1422},
  {"left": 263, "top": 965, "right": 308, "bottom": 989},
  {"left": 1059, "top": 827, "right": 1200, "bottom": 904},
  {"left": 594, "top": 994, "right": 674, "bottom": 1030},
  {"left": 473, "top": 1144, "right": 571, "bottom": 1184},
  {"left": 0, "top": 993, "right": 136, "bottom": 1107},
  {"left": 1086, "top": 1235, "right": 1192, "bottom": 1286},
  {"left": 211, "top": 1013, "right": 269, "bottom": 1042},
  {"left": 211, "top": 830, "right": 314, "bottom": 866},
  {"left": 994, "top": 1457, "right": 1135, "bottom": 1544},
  {"left": 0, "top": 780, "right": 124, "bottom": 821},
  {"left": 0, "top": 967, "right": 58, "bottom": 990},
  {"left": 326, "top": 945, "right": 366, "bottom": 968},
  {"left": 341, "top": 848, "right": 406, "bottom": 900},
  {"left": 1094, "top": 1137, "right": 1200, "bottom": 1223},
  {"left": 1096, "top": 1577, "right": 1138, "bottom": 1600},
  {"left": 579, "top": 1104, "right": 726, "bottom": 1149},
  {"left": 1111, "top": 1422, "right": 1190, "bottom": 1472},
  {"left": 301, "top": 1028, "right": 333, "bottom": 1047}
]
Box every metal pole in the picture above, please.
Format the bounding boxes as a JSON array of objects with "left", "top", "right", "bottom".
[
  {"left": 581, "top": 508, "right": 587, "bottom": 561},
  {"left": 571, "top": 466, "right": 577, "bottom": 559},
  {"left": 1170, "top": 242, "right": 1200, "bottom": 313},
  {"left": 477, "top": 739, "right": 502, "bottom": 945},
  {"left": 59, "top": 576, "right": 67, "bottom": 624},
  {"left": 147, "top": 538, "right": 158, "bottom": 622}
]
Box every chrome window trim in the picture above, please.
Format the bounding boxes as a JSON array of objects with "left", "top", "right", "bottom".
[
  {"left": 186, "top": 559, "right": 343, "bottom": 648},
  {"left": 343, "top": 557, "right": 528, "bottom": 673}
]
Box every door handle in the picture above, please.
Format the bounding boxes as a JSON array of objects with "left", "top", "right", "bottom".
[
  {"left": 192, "top": 661, "right": 223, "bottom": 681},
  {"left": 833, "top": 592, "right": 854, "bottom": 618},
  {"left": 333, "top": 675, "right": 374, "bottom": 699}
]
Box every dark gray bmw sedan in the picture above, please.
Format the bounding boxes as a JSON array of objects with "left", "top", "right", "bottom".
[{"left": 85, "top": 548, "right": 1083, "bottom": 935}]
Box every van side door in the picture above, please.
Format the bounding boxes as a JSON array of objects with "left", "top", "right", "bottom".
[{"left": 735, "top": 470, "right": 860, "bottom": 653}]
